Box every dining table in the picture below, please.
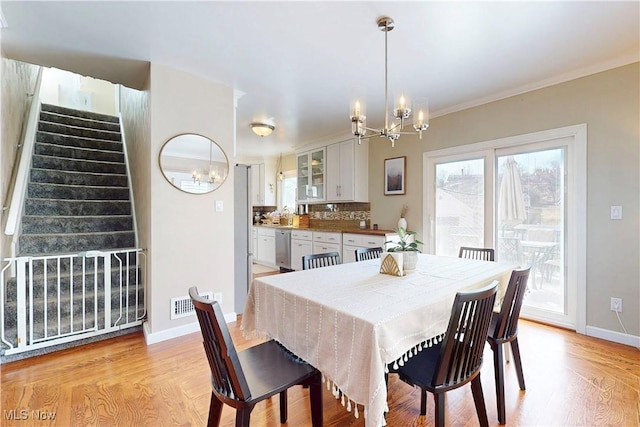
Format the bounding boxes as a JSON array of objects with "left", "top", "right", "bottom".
[{"left": 241, "top": 253, "right": 516, "bottom": 427}]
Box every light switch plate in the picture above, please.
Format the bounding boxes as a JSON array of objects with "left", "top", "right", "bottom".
[
  {"left": 610, "top": 206, "right": 622, "bottom": 220},
  {"left": 215, "top": 200, "right": 223, "bottom": 212}
]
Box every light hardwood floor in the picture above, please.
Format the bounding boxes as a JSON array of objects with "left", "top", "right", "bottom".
[{"left": 1, "top": 317, "right": 638, "bottom": 426}]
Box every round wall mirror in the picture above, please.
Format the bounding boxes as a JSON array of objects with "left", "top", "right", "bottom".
[{"left": 159, "top": 133, "right": 229, "bottom": 194}]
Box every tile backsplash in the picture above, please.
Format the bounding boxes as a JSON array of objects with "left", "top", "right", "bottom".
[
  {"left": 307, "top": 202, "right": 371, "bottom": 229},
  {"left": 252, "top": 202, "right": 372, "bottom": 228}
]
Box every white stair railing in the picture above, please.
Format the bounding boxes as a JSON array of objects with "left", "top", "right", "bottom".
[{"left": 0, "top": 248, "right": 146, "bottom": 356}]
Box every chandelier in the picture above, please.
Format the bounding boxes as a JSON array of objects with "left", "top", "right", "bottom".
[
  {"left": 192, "top": 141, "right": 221, "bottom": 185},
  {"left": 350, "top": 16, "right": 429, "bottom": 147}
]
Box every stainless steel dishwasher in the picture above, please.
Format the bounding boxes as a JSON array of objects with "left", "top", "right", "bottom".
[{"left": 275, "top": 229, "right": 292, "bottom": 272}]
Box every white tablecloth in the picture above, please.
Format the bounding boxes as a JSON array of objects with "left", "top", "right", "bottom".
[{"left": 241, "top": 254, "right": 515, "bottom": 427}]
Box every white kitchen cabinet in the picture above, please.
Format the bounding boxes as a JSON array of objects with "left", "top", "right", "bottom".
[
  {"left": 342, "top": 232, "right": 399, "bottom": 263},
  {"left": 326, "top": 139, "right": 369, "bottom": 202},
  {"left": 312, "top": 231, "right": 342, "bottom": 260},
  {"left": 255, "top": 227, "right": 276, "bottom": 267},
  {"left": 250, "top": 164, "right": 264, "bottom": 205},
  {"left": 296, "top": 148, "right": 325, "bottom": 203},
  {"left": 291, "top": 230, "right": 313, "bottom": 271},
  {"left": 250, "top": 163, "right": 275, "bottom": 206}
]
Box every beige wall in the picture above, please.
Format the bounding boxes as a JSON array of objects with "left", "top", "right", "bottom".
[
  {"left": 147, "top": 64, "right": 235, "bottom": 335},
  {"left": 0, "top": 58, "right": 40, "bottom": 258},
  {"left": 370, "top": 63, "right": 640, "bottom": 336},
  {"left": 119, "top": 77, "right": 151, "bottom": 298}
]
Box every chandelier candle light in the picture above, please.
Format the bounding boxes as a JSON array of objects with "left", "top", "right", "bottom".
[
  {"left": 351, "top": 16, "right": 429, "bottom": 147},
  {"left": 192, "top": 141, "right": 221, "bottom": 185}
]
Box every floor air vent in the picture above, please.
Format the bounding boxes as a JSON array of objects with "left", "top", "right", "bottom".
[{"left": 171, "top": 292, "right": 213, "bottom": 319}]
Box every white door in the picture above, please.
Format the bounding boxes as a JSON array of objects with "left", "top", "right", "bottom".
[{"left": 424, "top": 125, "right": 586, "bottom": 331}]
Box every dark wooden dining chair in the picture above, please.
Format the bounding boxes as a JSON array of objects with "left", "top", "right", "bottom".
[
  {"left": 392, "top": 281, "right": 498, "bottom": 427},
  {"left": 459, "top": 246, "right": 496, "bottom": 261},
  {"left": 355, "top": 247, "right": 384, "bottom": 262},
  {"left": 302, "top": 251, "right": 341, "bottom": 270},
  {"left": 188, "top": 287, "right": 323, "bottom": 427},
  {"left": 487, "top": 267, "right": 530, "bottom": 424}
]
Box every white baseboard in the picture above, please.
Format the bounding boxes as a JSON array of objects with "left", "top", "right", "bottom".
[
  {"left": 143, "top": 311, "right": 238, "bottom": 345},
  {"left": 585, "top": 325, "right": 640, "bottom": 348}
]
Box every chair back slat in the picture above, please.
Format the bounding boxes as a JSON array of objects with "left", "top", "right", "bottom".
[
  {"left": 355, "top": 247, "right": 384, "bottom": 262},
  {"left": 493, "top": 268, "right": 531, "bottom": 341},
  {"left": 189, "top": 287, "right": 252, "bottom": 401},
  {"left": 434, "top": 281, "right": 498, "bottom": 387},
  {"left": 459, "top": 246, "right": 495, "bottom": 262},
  {"left": 302, "top": 252, "right": 341, "bottom": 270}
]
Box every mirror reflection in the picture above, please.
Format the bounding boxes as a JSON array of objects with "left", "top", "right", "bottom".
[{"left": 159, "top": 133, "right": 229, "bottom": 194}]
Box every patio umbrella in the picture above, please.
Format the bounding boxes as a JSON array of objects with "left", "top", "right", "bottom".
[{"left": 498, "top": 156, "right": 526, "bottom": 226}]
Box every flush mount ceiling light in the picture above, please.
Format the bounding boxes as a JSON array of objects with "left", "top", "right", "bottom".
[
  {"left": 350, "top": 16, "right": 430, "bottom": 147},
  {"left": 250, "top": 122, "right": 275, "bottom": 137}
]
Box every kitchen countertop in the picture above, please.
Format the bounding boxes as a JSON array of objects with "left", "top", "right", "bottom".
[{"left": 253, "top": 223, "right": 396, "bottom": 235}]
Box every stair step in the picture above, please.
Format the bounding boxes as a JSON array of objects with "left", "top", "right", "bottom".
[
  {"left": 39, "top": 111, "right": 121, "bottom": 132},
  {"left": 27, "top": 182, "right": 130, "bottom": 201},
  {"left": 19, "top": 231, "right": 135, "bottom": 255},
  {"left": 25, "top": 199, "right": 131, "bottom": 216},
  {"left": 21, "top": 215, "right": 133, "bottom": 234},
  {"left": 30, "top": 168, "right": 128, "bottom": 187},
  {"left": 35, "top": 141, "right": 125, "bottom": 163},
  {"left": 32, "top": 154, "right": 127, "bottom": 174},
  {"left": 4, "top": 272, "right": 143, "bottom": 302},
  {"left": 38, "top": 121, "right": 121, "bottom": 142},
  {"left": 3, "top": 288, "right": 145, "bottom": 324},
  {"left": 41, "top": 103, "right": 119, "bottom": 123},
  {"left": 5, "top": 283, "right": 144, "bottom": 314},
  {"left": 37, "top": 131, "right": 123, "bottom": 152}
]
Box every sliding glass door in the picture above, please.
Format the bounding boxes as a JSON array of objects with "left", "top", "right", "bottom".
[
  {"left": 496, "top": 147, "right": 566, "bottom": 317},
  {"left": 424, "top": 126, "right": 586, "bottom": 330}
]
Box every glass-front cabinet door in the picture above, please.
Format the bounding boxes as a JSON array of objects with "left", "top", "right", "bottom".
[{"left": 296, "top": 148, "right": 325, "bottom": 202}]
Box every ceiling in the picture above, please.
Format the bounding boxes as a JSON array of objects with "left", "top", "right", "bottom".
[{"left": 2, "top": 1, "right": 638, "bottom": 160}]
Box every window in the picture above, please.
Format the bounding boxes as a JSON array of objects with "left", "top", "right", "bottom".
[{"left": 281, "top": 172, "right": 297, "bottom": 212}]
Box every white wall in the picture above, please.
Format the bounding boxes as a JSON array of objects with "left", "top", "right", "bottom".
[{"left": 145, "top": 64, "right": 235, "bottom": 340}]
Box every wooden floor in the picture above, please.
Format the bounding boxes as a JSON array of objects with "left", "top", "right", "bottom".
[{"left": 2, "top": 318, "right": 638, "bottom": 426}]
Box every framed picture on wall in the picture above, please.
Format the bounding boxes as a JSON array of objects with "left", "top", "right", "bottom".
[{"left": 384, "top": 156, "right": 406, "bottom": 195}]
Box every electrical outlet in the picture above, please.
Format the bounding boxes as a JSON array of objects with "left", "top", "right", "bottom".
[
  {"left": 610, "top": 297, "right": 622, "bottom": 313},
  {"left": 214, "top": 292, "right": 222, "bottom": 304}
]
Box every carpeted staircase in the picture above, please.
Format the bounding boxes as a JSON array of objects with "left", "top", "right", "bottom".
[{"left": 1, "top": 103, "right": 144, "bottom": 362}]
